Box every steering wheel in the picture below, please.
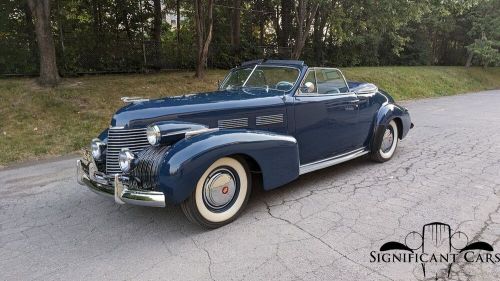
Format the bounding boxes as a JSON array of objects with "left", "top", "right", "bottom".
[{"left": 275, "top": 81, "right": 294, "bottom": 91}]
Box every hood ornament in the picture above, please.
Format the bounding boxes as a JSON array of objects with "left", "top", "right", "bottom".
[{"left": 121, "top": 96, "right": 150, "bottom": 103}]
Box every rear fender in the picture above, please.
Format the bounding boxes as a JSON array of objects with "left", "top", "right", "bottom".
[
  {"left": 371, "top": 103, "right": 412, "bottom": 151},
  {"left": 158, "top": 130, "right": 299, "bottom": 204}
]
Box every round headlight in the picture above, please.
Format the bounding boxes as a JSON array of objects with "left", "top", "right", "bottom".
[
  {"left": 147, "top": 125, "right": 161, "bottom": 146},
  {"left": 118, "top": 149, "right": 137, "bottom": 173},
  {"left": 91, "top": 138, "right": 106, "bottom": 160}
]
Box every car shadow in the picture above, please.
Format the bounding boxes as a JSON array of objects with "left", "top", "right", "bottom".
[{"left": 155, "top": 155, "right": 373, "bottom": 232}]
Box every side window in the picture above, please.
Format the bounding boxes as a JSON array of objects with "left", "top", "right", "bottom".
[
  {"left": 299, "top": 70, "right": 317, "bottom": 94},
  {"left": 316, "top": 68, "right": 348, "bottom": 94}
]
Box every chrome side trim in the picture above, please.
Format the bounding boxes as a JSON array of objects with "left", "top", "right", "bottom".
[
  {"left": 256, "top": 114, "right": 284, "bottom": 126},
  {"left": 218, "top": 118, "right": 248, "bottom": 129},
  {"left": 299, "top": 148, "right": 369, "bottom": 175}
]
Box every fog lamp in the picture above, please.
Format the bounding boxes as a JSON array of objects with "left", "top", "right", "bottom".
[{"left": 118, "top": 148, "right": 137, "bottom": 173}]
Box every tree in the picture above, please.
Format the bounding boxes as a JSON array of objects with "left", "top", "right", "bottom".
[
  {"left": 467, "top": 34, "right": 500, "bottom": 67},
  {"left": 27, "top": 0, "right": 60, "bottom": 86},
  {"left": 291, "top": 0, "right": 319, "bottom": 59},
  {"left": 312, "top": 0, "right": 331, "bottom": 64},
  {"left": 466, "top": 0, "right": 500, "bottom": 67},
  {"left": 230, "top": 0, "right": 242, "bottom": 51},
  {"left": 275, "top": 0, "right": 293, "bottom": 57},
  {"left": 176, "top": 0, "right": 181, "bottom": 44},
  {"left": 193, "top": 0, "right": 214, "bottom": 78},
  {"left": 152, "top": 0, "right": 163, "bottom": 68}
]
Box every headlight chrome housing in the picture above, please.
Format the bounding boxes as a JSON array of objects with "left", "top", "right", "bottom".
[
  {"left": 146, "top": 125, "right": 161, "bottom": 146},
  {"left": 118, "top": 148, "right": 137, "bottom": 173},
  {"left": 91, "top": 138, "right": 106, "bottom": 161}
]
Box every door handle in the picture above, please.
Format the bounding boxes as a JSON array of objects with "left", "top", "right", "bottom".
[
  {"left": 345, "top": 103, "right": 358, "bottom": 110},
  {"left": 349, "top": 100, "right": 359, "bottom": 109}
]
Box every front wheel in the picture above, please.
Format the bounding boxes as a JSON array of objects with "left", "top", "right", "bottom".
[
  {"left": 371, "top": 120, "right": 399, "bottom": 162},
  {"left": 181, "top": 157, "right": 251, "bottom": 228}
]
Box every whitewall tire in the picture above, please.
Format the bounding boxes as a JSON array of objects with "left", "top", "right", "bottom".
[
  {"left": 181, "top": 157, "right": 251, "bottom": 228},
  {"left": 371, "top": 120, "right": 399, "bottom": 162}
]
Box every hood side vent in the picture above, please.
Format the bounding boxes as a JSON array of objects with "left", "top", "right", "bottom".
[
  {"left": 256, "top": 114, "right": 284, "bottom": 126},
  {"left": 218, "top": 118, "right": 248, "bottom": 129}
]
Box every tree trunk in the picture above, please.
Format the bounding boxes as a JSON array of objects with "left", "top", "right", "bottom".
[
  {"left": 176, "top": 0, "right": 181, "bottom": 44},
  {"left": 465, "top": 51, "right": 473, "bottom": 67},
  {"left": 312, "top": 9, "right": 323, "bottom": 65},
  {"left": 153, "top": 0, "right": 162, "bottom": 68},
  {"left": 27, "top": 0, "right": 60, "bottom": 86},
  {"left": 23, "top": 2, "right": 37, "bottom": 65},
  {"left": 176, "top": 0, "right": 181, "bottom": 67},
  {"left": 291, "top": 0, "right": 319, "bottom": 59},
  {"left": 194, "top": 0, "right": 214, "bottom": 79},
  {"left": 230, "top": 0, "right": 242, "bottom": 51},
  {"left": 278, "top": 0, "right": 293, "bottom": 57}
]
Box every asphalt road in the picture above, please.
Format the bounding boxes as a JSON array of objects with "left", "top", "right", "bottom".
[{"left": 1, "top": 90, "right": 500, "bottom": 281}]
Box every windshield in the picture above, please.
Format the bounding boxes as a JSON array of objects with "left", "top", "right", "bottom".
[
  {"left": 221, "top": 65, "right": 300, "bottom": 92},
  {"left": 220, "top": 67, "right": 253, "bottom": 90}
]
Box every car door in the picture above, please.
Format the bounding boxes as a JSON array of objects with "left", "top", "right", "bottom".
[{"left": 293, "top": 68, "right": 360, "bottom": 164}]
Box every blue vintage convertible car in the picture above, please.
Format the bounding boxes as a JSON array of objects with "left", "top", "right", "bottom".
[{"left": 77, "top": 59, "right": 412, "bottom": 228}]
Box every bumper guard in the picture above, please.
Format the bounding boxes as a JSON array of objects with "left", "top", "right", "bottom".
[{"left": 77, "top": 160, "right": 166, "bottom": 207}]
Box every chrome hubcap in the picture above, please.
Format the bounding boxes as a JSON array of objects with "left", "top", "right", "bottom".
[
  {"left": 381, "top": 127, "right": 394, "bottom": 152},
  {"left": 203, "top": 168, "right": 237, "bottom": 210}
]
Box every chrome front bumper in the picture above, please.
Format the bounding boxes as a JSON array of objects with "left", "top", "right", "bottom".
[{"left": 76, "top": 160, "right": 166, "bottom": 207}]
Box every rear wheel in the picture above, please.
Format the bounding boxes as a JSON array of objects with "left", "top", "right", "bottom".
[
  {"left": 371, "top": 120, "right": 399, "bottom": 162},
  {"left": 181, "top": 157, "right": 251, "bottom": 228}
]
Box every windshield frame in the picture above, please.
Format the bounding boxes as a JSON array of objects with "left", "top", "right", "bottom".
[{"left": 220, "top": 64, "right": 302, "bottom": 92}]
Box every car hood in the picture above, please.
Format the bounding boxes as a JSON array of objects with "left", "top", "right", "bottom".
[{"left": 111, "top": 88, "right": 287, "bottom": 128}]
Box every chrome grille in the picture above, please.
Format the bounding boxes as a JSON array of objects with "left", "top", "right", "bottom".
[{"left": 106, "top": 128, "right": 149, "bottom": 174}]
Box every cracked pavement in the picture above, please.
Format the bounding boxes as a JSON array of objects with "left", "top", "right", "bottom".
[{"left": 1, "top": 90, "right": 500, "bottom": 281}]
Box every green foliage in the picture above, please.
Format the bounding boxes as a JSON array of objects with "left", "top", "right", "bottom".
[
  {"left": 0, "top": 0, "right": 499, "bottom": 74},
  {"left": 465, "top": 0, "right": 500, "bottom": 66},
  {"left": 467, "top": 38, "right": 500, "bottom": 67}
]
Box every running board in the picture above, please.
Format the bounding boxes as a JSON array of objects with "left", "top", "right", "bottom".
[{"left": 299, "top": 148, "right": 369, "bottom": 175}]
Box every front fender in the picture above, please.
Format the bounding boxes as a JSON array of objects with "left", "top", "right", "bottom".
[{"left": 158, "top": 130, "right": 299, "bottom": 204}]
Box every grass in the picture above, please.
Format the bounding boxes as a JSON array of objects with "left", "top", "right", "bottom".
[{"left": 0, "top": 66, "right": 499, "bottom": 166}]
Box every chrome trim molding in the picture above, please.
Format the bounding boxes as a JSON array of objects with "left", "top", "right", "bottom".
[
  {"left": 256, "top": 114, "right": 284, "bottom": 126},
  {"left": 218, "top": 118, "right": 248, "bottom": 129},
  {"left": 77, "top": 160, "right": 166, "bottom": 207},
  {"left": 299, "top": 148, "right": 369, "bottom": 175},
  {"left": 185, "top": 127, "right": 219, "bottom": 138},
  {"left": 121, "top": 96, "right": 150, "bottom": 103}
]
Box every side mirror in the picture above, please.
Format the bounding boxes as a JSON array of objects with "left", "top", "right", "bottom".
[{"left": 300, "top": 82, "right": 315, "bottom": 93}]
